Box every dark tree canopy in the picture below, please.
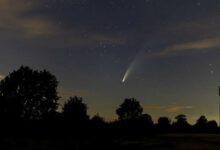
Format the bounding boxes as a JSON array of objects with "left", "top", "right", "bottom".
[
  {"left": 175, "top": 115, "right": 187, "bottom": 124},
  {"left": 158, "top": 117, "right": 171, "bottom": 128},
  {"left": 63, "top": 96, "right": 89, "bottom": 122},
  {"left": 0, "top": 66, "right": 59, "bottom": 120},
  {"left": 138, "top": 114, "right": 154, "bottom": 127},
  {"left": 91, "top": 114, "right": 106, "bottom": 127},
  {"left": 207, "top": 120, "right": 218, "bottom": 129},
  {"left": 195, "top": 116, "right": 208, "bottom": 128},
  {"left": 173, "top": 114, "right": 190, "bottom": 130},
  {"left": 91, "top": 114, "right": 105, "bottom": 123},
  {"left": 116, "top": 98, "right": 143, "bottom": 121}
]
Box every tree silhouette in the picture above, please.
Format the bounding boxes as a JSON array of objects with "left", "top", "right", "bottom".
[
  {"left": 173, "top": 114, "right": 191, "bottom": 131},
  {"left": 116, "top": 98, "right": 143, "bottom": 121},
  {"left": 91, "top": 113, "right": 106, "bottom": 129},
  {"left": 62, "top": 96, "right": 89, "bottom": 122},
  {"left": 91, "top": 114, "right": 105, "bottom": 124},
  {"left": 175, "top": 115, "right": 187, "bottom": 123},
  {"left": 0, "top": 66, "right": 59, "bottom": 120},
  {"left": 158, "top": 117, "right": 171, "bottom": 129},
  {"left": 207, "top": 120, "right": 218, "bottom": 132},
  {"left": 194, "top": 116, "right": 208, "bottom": 130},
  {"left": 138, "top": 114, "right": 154, "bottom": 128}
]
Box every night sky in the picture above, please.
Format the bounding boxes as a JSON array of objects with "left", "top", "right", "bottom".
[{"left": 0, "top": 0, "right": 220, "bottom": 123}]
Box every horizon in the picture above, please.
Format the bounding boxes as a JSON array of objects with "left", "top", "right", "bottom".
[{"left": 0, "top": 66, "right": 219, "bottom": 125}]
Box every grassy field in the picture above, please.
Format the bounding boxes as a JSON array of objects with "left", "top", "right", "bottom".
[{"left": 1, "top": 134, "right": 220, "bottom": 150}]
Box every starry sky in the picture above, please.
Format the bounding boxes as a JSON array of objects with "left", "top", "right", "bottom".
[{"left": 0, "top": 0, "right": 220, "bottom": 123}]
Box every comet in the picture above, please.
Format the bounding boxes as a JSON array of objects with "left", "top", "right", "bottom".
[
  {"left": 122, "top": 67, "right": 132, "bottom": 83},
  {"left": 122, "top": 50, "right": 146, "bottom": 83}
]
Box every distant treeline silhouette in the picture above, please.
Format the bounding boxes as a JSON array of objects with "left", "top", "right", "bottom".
[{"left": 0, "top": 66, "right": 219, "bottom": 137}]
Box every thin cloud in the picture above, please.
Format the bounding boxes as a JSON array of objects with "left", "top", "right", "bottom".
[
  {"left": 164, "top": 106, "right": 182, "bottom": 113},
  {"left": 148, "top": 37, "right": 220, "bottom": 58},
  {"left": 0, "top": 0, "right": 55, "bottom": 37},
  {"left": 143, "top": 104, "right": 166, "bottom": 110},
  {"left": 144, "top": 104, "right": 194, "bottom": 113},
  {"left": 0, "top": 0, "right": 127, "bottom": 47},
  {"left": 162, "top": 37, "right": 220, "bottom": 56},
  {"left": 165, "top": 105, "right": 193, "bottom": 113}
]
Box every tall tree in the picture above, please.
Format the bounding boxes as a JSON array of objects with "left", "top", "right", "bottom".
[
  {"left": 62, "top": 96, "right": 89, "bottom": 122},
  {"left": 0, "top": 66, "right": 59, "bottom": 120},
  {"left": 116, "top": 98, "right": 143, "bottom": 121}
]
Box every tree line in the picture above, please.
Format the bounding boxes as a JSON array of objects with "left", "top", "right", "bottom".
[{"left": 0, "top": 66, "right": 219, "bottom": 136}]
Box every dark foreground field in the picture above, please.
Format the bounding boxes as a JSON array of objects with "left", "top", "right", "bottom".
[
  {"left": 1, "top": 134, "right": 220, "bottom": 150},
  {"left": 114, "top": 134, "right": 220, "bottom": 150}
]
